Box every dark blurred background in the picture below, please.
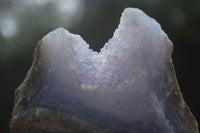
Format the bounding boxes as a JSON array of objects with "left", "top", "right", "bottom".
[{"left": 0, "top": 0, "right": 200, "bottom": 132}]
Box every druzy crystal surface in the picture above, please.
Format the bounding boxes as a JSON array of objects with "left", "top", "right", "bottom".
[{"left": 10, "top": 8, "right": 199, "bottom": 133}]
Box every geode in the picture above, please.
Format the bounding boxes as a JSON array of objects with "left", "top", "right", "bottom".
[{"left": 10, "top": 8, "right": 199, "bottom": 133}]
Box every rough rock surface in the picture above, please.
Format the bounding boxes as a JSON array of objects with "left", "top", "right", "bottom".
[{"left": 10, "top": 8, "right": 199, "bottom": 133}]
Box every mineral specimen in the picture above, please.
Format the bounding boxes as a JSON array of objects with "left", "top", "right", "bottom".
[{"left": 10, "top": 8, "right": 199, "bottom": 133}]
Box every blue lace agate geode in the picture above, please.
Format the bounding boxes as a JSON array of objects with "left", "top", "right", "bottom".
[{"left": 10, "top": 8, "right": 199, "bottom": 133}]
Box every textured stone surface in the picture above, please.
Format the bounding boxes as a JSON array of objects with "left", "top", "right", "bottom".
[{"left": 10, "top": 8, "right": 199, "bottom": 133}]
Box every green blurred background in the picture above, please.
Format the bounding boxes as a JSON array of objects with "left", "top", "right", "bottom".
[{"left": 0, "top": 0, "right": 200, "bottom": 132}]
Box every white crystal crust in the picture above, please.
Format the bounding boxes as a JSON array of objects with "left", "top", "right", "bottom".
[{"left": 41, "top": 7, "right": 172, "bottom": 124}]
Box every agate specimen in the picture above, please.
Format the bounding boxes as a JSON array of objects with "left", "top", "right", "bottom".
[{"left": 10, "top": 8, "right": 199, "bottom": 133}]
